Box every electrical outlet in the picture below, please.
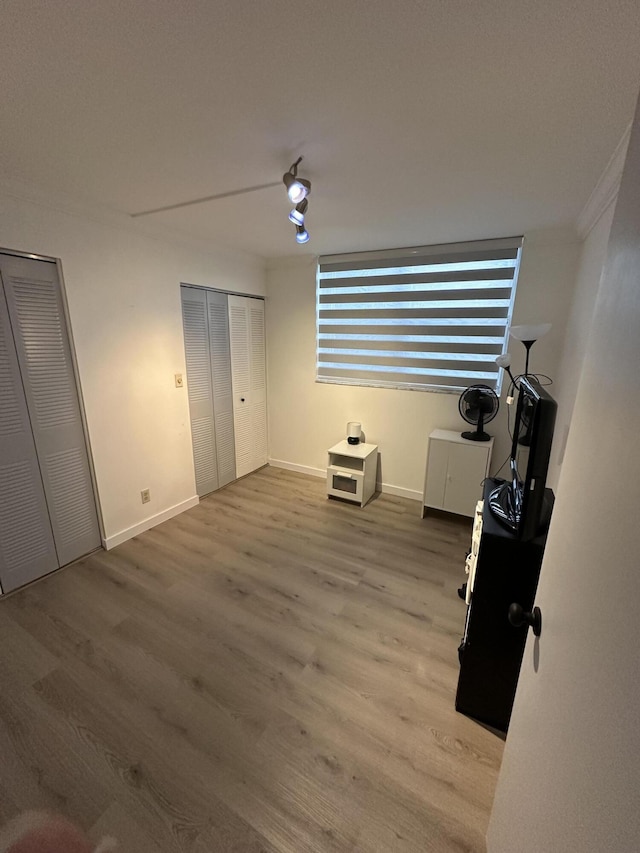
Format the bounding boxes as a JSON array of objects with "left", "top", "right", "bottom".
[
  {"left": 141, "top": 489, "right": 151, "bottom": 504},
  {"left": 175, "top": 373, "right": 184, "bottom": 388}
]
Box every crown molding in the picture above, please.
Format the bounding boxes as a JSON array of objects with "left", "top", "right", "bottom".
[
  {"left": 576, "top": 123, "right": 631, "bottom": 239},
  {"left": 522, "top": 225, "right": 580, "bottom": 246}
]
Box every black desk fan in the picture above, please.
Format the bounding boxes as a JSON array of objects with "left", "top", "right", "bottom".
[{"left": 458, "top": 384, "right": 499, "bottom": 441}]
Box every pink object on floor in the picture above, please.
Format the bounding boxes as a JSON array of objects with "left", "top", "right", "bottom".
[{"left": 0, "top": 812, "right": 116, "bottom": 853}]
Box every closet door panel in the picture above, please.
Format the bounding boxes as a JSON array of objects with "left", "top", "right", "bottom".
[
  {"left": 207, "top": 291, "right": 236, "bottom": 488},
  {"left": 228, "top": 296, "right": 253, "bottom": 478},
  {"left": 0, "top": 279, "right": 58, "bottom": 593},
  {"left": 181, "top": 286, "right": 219, "bottom": 497},
  {"left": 0, "top": 256, "right": 100, "bottom": 567},
  {"left": 249, "top": 299, "right": 268, "bottom": 468}
]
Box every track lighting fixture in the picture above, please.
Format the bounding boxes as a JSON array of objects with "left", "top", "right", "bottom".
[
  {"left": 284, "top": 157, "right": 312, "bottom": 244},
  {"left": 289, "top": 198, "right": 308, "bottom": 226},
  {"left": 283, "top": 157, "right": 311, "bottom": 203},
  {"left": 295, "top": 225, "right": 310, "bottom": 244}
]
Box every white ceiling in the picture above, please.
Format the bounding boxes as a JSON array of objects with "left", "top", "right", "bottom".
[{"left": 2, "top": 1, "right": 640, "bottom": 259}]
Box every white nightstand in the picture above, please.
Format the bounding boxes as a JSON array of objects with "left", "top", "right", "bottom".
[
  {"left": 422, "top": 429, "right": 493, "bottom": 518},
  {"left": 327, "top": 440, "right": 378, "bottom": 507}
]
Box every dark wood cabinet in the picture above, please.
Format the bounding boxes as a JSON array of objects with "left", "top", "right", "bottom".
[{"left": 455, "top": 479, "right": 553, "bottom": 733}]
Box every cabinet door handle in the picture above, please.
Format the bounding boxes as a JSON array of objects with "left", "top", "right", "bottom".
[{"left": 508, "top": 603, "right": 542, "bottom": 637}]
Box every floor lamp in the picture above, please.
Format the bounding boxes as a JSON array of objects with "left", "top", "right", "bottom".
[{"left": 508, "top": 323, "right": 552, "bottom": 376}]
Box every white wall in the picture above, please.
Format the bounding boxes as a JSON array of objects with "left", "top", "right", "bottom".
[
  {"left": 266, "top": 232, "right": 578, "bottom": 499},
  {"left": 0, "top": 189, "right": 265, "bottom": 545},
  {"left": 545, "top": 128, "right": 630, "bottom": 490},
  {"left": 487, "top": 88, "right": 640, "bottom": 853},
  {"left": 545, "top": 204, "right": 615, "bottom": 488}
]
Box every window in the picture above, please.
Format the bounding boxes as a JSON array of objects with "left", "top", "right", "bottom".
[{"left": 317, "top": 236, "right": 523, "bottom": 393}]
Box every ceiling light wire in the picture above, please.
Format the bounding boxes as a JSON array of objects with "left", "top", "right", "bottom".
[{"left": 131, "top": 181, "right": 281, "bottom": 217}]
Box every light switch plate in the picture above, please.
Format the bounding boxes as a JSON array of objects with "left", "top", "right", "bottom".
[{"left": 175, "top": 373, "right": 184, "bottom": 388}]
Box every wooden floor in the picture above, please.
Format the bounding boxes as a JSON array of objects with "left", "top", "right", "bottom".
[{"left": 0, "top": 467, "right": 503, "bottom": 852}]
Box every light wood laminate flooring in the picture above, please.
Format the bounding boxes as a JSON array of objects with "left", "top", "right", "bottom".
[{"left": 0, "top": 467, "right": 503, "bottom": 852}]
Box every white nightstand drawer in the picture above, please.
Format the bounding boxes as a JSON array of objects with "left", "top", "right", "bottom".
[{"left": 327, "top": 465, "right": 364, "bottom": 503}]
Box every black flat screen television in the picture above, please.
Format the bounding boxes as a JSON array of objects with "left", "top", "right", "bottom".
[{"left": 488, "top": 376, "right": 557, "bottom": 541}]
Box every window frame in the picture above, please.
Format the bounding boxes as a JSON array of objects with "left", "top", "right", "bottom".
[{"left": 316, "top": 237, "right": 523, "bottom": 395}]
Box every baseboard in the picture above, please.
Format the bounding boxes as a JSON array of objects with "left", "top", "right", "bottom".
[
  {"left": 268, "top": 458, "right": 325, "bottom": 478},
  {"left": 268, "top": 458, "right": 421, "bottom": 502},
  {"left": 378, "top": 483, "right": 422, "bottom": 502},
  {"left": 102, "top": 495, "right": 200, "bottom": 550}
]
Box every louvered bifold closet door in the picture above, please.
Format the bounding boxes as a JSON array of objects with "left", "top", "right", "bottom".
[
  {"left": 181, "top": 286, "right": 219, "bottom": 496},
  {"left": 0, "top": 255, "right": 100, "bottom": 571},
  {"left": 0, "top": 280, "right": 58, "bottom": 593},
  {"left": 228, "top": 294, "right": 267, "bottom": 479},
  {"left": 228, "top": 295, "right": 253, "bottom": 479},
  {"left": 206, "top": 290, "right": 236, "bottom": 488}
]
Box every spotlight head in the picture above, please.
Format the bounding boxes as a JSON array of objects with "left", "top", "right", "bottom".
[
  {"left": 295, "top": 225, "right": 310, "bottom": 244},
  {"left": 284, "top": 174, "right": 311, "bottom": 203},
  {"left": 283, "top": 157, "right": 311, "bottom": 203},
  {"left": 289, "top": 198, "right": 308, "bottom": 225}
]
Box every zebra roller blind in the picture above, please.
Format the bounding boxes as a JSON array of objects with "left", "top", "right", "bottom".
[{"left": 317, "top": 236, "right": 523, "bottom": 393}]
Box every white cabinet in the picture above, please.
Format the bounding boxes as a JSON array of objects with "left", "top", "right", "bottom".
[
  {"left": 422, "top": 429, "right": 493, "bottom": 518},
  {"left": 327, "top": 440, "right": 378, "bottom": 507}
]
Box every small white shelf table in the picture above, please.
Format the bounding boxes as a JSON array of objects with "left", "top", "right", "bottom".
[
  {"left": 422, "top": 429, "right": 493, "bottom": 518},
  {"left": 326, "top": 440, "right": 378, "bottom": 507}
]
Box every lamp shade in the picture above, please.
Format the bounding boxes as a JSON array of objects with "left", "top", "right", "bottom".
[{"left": 509, "top": 323, "right": 552, "bottom": 343}]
